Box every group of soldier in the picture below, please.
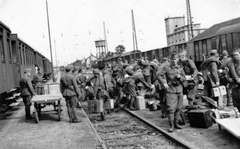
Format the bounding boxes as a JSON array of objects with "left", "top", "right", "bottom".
[{"left": 19, "top": 48, "right": 240, "bottom": 133}]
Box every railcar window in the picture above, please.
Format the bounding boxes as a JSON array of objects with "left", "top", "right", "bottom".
[
  {"left": 7, "top": 33, "right": 11, "bottom": 64},
  {"left": 0, "top": 35, "right": 5, "bottom": 63},
  {"left": 11, "top": 41, "right": 17, "bottom": 64}
]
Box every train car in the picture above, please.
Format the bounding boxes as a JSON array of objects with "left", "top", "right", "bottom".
[
  {"left": 0, "top": 21, "right": 15, "bottom": 97},
  {"left": 187, "top": 17, "right": 240, "bottom": 68}
]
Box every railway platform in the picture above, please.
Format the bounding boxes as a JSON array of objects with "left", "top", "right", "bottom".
[
  {"left": 0, "top": 99, "right": 102, "bottom": 149},
  {"left": 0, "top": 72, "right": 102, "bottom": 149}
]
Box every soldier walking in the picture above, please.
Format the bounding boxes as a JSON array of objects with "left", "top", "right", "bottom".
[{"left": 158, "top": 53, "right": 186, "bottom": 132}]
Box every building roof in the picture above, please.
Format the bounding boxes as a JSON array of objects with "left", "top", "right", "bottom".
[{"left": 188, "top": 17, "right": 240, "bottom": 43}]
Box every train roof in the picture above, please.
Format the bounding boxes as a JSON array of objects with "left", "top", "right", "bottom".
[
  {"left": 188, "top": 17, "right": 240, "bottom": 42},
  {"left": 0, "top": 21, "right": 11, "bottom": 32}
]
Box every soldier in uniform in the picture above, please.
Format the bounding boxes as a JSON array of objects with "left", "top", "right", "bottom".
[
  {"left": 201, "top": 50, "right": 220, "bottom": 97},
  {"left": 138, "top": 60, "right": 151, "bottom": 84},
  {"left": 226, "top": 49, "right": 240, "bottom": 111},
  {"left": 86, "top": 69, "right": 106, "bottom": 119},
  {"left": 158, "top": 53, "right": 186, "bottom": 132},
  {"left": 19, "top": 68, "right": 36, "bottom": 120},
  {"left": 32, "top": 67, "right": 44, "bottom": 95},
  {"left": 123, "top": 67, "right": 152, "bottom": 110},
  {"left": 60, "top": 65, "right": 81, "bottom": 123},
  {"left": 178, "top": 52, "right": 198, "bottom": 106}
]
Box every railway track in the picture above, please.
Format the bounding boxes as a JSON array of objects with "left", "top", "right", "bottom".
[{"left": 82, "top": 108, "right": 192, "bottom": 149}]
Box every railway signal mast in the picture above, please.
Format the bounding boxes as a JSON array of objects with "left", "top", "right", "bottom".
[
  {"left": 131, "top": 10, "right": 138, "bottom": 60},
  {"left": 186, "top": 0, "right": 194, "bottom": 40}
]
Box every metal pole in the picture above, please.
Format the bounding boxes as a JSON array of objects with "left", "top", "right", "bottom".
[
  {"left": 54, "top": 39, "right": 57, "bottom": 67},
  {"left": 103, "top": 22, "right": 108, "bottom": 54},
  {"left": 46, "top": 0, "right": 54, "bottom": 82}
]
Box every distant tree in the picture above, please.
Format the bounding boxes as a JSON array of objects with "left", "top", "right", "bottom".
[{"left": 115, "top": 45, "right": 125, "bottom": 55}]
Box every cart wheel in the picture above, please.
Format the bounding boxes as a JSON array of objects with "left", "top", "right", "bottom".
[{"left": 58, "top": 101, "right": 61, "bottom": 121}]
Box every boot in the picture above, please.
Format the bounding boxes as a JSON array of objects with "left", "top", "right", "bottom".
[
  {"left": 174, "top": 120, "right": 182, "bottom": 129},
  {"left": 168, "top": 114, "right": 174, "bottom": 132},
  {"left": 129, "top": 98, "right": 136, "bottom": 111}
]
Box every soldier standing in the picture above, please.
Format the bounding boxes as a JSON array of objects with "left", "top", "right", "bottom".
[
  {"left": 158, "top": 53, "right": 186, "bottom": 132},
  {"left": 32, "top": 67, "right": 44, "bottom": 95},
  {"left": 201, "top": 50, "right": 220, "bottom": 97},
  {"left": 226, "top": 49, "right": 240, "bottom": 111},
  {"left": 178, "top": 52, "right": 198, "bottom": 106},
  {"left": 60, "top": 65, "right": 81, "bottom": 123},
  {"left": 19, "top": 68, "right": 36, "bottom": 120}
]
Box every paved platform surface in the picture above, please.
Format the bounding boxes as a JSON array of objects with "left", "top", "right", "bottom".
[
  {"left": 0, "top": 100, "right": 101, "bottom": 149},
  {"left": 0, "top": 72, "right": 102, "bottom": 149}
]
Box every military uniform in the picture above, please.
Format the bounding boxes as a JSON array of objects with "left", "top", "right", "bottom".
[
  {"left": 19, "top": 68, "right": 35, "bottom": 119},
  {"left": 178, "top": 58, "right": 198, "bottom": 103},
  {"left": 32, "top": 72, "right": 44, "bottom": 95},
  {"left": 227, "top": 59, "right": 240, "bottom": 111},
  {"left": 201, "top": 55, "right": 220, "bottom": 97},
  {"left": 138, "top": 60, "right": 151, "bottom": 84},
  {"left": 60, "top": 66, "right": 81, "bottom": 123},
  {"left": 158, "top": 55, "right": 185, "bottom": 132}
]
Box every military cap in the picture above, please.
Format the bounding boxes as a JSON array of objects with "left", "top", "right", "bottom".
[
  {"left": 65, "top": 65, "right": 73, "bottom": 71},
  {"left": 125, "top": 67, "right": 134, "bottom": 75},
  {"left": 93, "top": 68, "right": 100, "bottom": 74},
  {"left": 24, "top": 68, "right": 31, "bottom": 73},
  {"left": 118, "top": 57, "right": 122, "bottom": 61},
  {"left": 222, "top": 50, "right": 228, "bottom": 56},
  {"left": 163, "top": 57, "right": 168, "bottom": 61},
  {"left": 210, "top": 49, "right": 218, "bottom": 55},
  {"left": 145, "top": 57, "right": 149, "bottom": 60},
  {"left": 170, "top": 53, "right": 178, "bottom": 60}
]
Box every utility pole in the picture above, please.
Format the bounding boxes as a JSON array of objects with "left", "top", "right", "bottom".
[
  {"left": 186, "top": 0, "right": 194, "bottom": 40},
  {"left": 103, "top": 22, "right": 108, "bottom": 54},
  {"left": 131, "top": 10, "right": 138, "bottom": 60},
  {"left": 46, "top": 0, "right": 54, "bottom": 82},
  {"left": 54, "top": 39, "right": 57, "bottom": 67}
]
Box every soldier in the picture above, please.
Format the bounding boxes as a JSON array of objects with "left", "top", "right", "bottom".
[
  {"left": 226, "top": 49, "right": 240, "bottom": 111},
  {"left": 32, "top": 67, "right": 44, "bottom": 95},
  {"left": 117, "top": 58, "right": 124, "bottom": 66},
  {"left": 77, "top": 68, "right": 87, "bottom": 102},
  {"left": 60, "top": 65, "right": 81, "bottom": 123},
  {"left": 19, "top": 68, "right": 36, "bottom": 120},
  {"left": 123, "top": 67, "right": 152, "bottom": 110},
  {"left": 219, "top": 50, "right": 233, "bottom": 106},
  {"left": 201, "top": 50, "right": 220, "bottom": 97},
  {"left": 103, "top": 69, "right": 115, "bottom": 99},
  {"left": 86, "top": 69, "right": 106, "bottom": 119},
  {"left": 156, "top": 58, "right": 170, "bottom": 119},
  {"left": 158, "top": 53, "right": 186, "bottom": 132},
  {"left": 178, "top": 52, "right": 198, "bottom": 106},
  {"left": 138, "top": 60, "right": 151, "bottom": 84}
]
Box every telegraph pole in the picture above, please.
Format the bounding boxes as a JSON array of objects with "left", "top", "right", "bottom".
[
  {"left": 46, "top": 0, "right": 54, "bottom": 82},
  {"left": 186, "top": 0, "right": 194, "bottom": 40},
  {"left": 103, "top": 22, "right": 108, "bottom": 54},
  {"left": 54, "top": 39, "right": 57, "bottom": 67},
  {"left": 131, "top": 10, "right": 138, "bottom": 60}
]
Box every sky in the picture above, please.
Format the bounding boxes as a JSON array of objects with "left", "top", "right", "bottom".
[{"left": 0, "top": 0, "right": 240, "bottom": 66}]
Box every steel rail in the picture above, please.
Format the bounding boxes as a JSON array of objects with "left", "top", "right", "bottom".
[
  {"left": 123, "top": 108, "right": 194, "bottom": 149},
  {"left": 81, "top": 109, "right": 107, "bottom": 149}
]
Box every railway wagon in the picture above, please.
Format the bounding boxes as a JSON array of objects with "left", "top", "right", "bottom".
[
  {"left": 187, "top": 17, "right": 240, "bottom": 68},
  {"left": 0, "top": 21, "right": 52, "bottom": 107}
]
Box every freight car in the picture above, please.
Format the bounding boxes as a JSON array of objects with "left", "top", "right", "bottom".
[
  {"left": 187, "top": 17, "right": 240, "bottom": 68},
  {"left": 102, "top": 43, "right": 186, "bottom": 65},
  {"left": 0, "top": 21, "right": 52, "bottom": 109}
]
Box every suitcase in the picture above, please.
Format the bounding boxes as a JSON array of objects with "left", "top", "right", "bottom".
[
  {"left": 88, "top": 100, "right": 104, "bottom": 113},
  {"left": 187, "top": 109, "right": 213, "bottom": 128}
]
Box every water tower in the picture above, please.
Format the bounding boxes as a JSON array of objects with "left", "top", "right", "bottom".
[{"left": 95, "top": 40, "right": 106, "bottom": 59}]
